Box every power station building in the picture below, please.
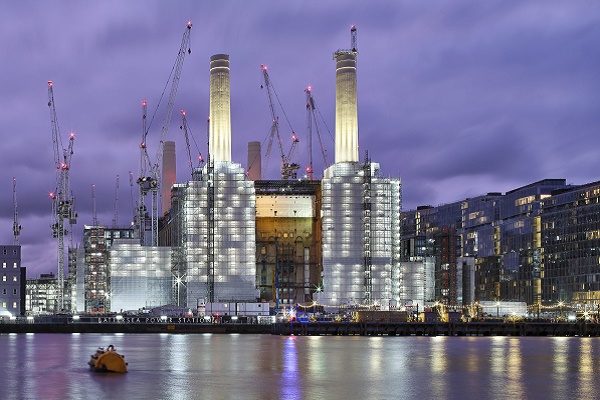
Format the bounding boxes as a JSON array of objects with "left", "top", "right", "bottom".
[{"left": 72, "top": 31, "right": 403, "bottom": 315}]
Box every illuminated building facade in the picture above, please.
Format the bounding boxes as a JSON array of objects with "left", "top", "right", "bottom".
[
  {"left": 542, "top": 181, "right": 600, "bottom": 305},
  {"left": 0, "top": 245, "right": 25, "bottom": 318},
  {"left": 109, "top": 239, "right": 172, "bottom": 312},
  {"left": 82, "top": 226, "right": 135, "bottom": 313},
  {"left": 254, "top": 180, "right": 322, "bottom": 306},
  {"left": 25, "top": 273, "right": 58, "bottom": 315},
  {"left": 401, "top": 179, "right": 598, "bottom": 307}
]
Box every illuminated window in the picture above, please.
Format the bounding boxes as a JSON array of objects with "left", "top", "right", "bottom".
[
  {"left": 12, "top": 302, "right": 16, "bottom": 308},
  {"left": 1, "top": 302, "right": 5, "bottom": 308},
  {"left": 2, "top": 262, "right": 5, "bottom": 268},
  {"left": 13, "top": 262, "right": 17, "bottom": 268},
  {"left": 2, "top": 275, "right": 5, "bottom": 282},
  {"left": 13, "top": 276, "right": 17, "bottom": 282}
]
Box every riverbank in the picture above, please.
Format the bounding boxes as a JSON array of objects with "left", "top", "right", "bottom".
[{"left": 2, "top": 320, "right": 600, "bottom": 336}]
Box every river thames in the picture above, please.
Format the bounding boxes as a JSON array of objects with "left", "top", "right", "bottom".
[{"left": 1, "top": 333, "right": 598, "bottom": 400}]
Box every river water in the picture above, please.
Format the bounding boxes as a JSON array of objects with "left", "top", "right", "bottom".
[{"left": 0, "top": 333, "right": 598, "bottom": 400}]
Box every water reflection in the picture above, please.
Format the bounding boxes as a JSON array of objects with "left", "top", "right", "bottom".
[
  {"left": 2, "top": 334, "right": 600, "bottom": 400},
  {"left": 428, "top": 337, "right": 448, "bottom": 399},
  {"left": 280, "top": 336, "right": 301, "bottom": 399}
]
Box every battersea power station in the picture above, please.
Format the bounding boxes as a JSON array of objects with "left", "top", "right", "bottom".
[
  {"left": 7, "top": 26, "right": 600, "bottom": 320},
  {"left": 67, "top": 28, "right": 403, "bottom": 315}
]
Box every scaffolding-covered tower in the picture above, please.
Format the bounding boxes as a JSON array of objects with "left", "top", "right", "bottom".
[
  {"left": 320, "top": 161, "right": 401, "bottom": 308},
  {"left": 318, "top": 28, "right": 402, "bottom": 309},
  {"left": 171, "top": 54, "right": 258, "bottom": 308},
  {"left": 172, "top": 162, "right": 257, "bottom": 307}
]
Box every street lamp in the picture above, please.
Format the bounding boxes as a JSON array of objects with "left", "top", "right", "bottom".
[{"left": 558, "top": 301, "right": 564, "bottom": 320}]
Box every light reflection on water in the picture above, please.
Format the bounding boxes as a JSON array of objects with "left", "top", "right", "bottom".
[{"left": 1, "top": 333, "right": 599, "bottom": 400}]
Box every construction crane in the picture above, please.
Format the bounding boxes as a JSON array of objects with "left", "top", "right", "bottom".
[
  {"left": 91, "top": 184, "right": 98, "bottom": 226},
  {"left": 180, "top": 109, "right": 205, "bottom": 179},
  {"left": 13, "top": 177, "right": 21, "bottom": 245},
  {"left": 304, "top": 86, "right": 331, "bottom": 179},
  {"left": 260, "top": 64, "right": 299, "bottom": 180},
  {"left": 138, "top": 21, "right": 192, "bottom": 246},
  {"left": 334, "top": 24, "right": 358, "bottom": 58},
  {"left": 129, "top": 171, "right": 138, "bottom": 228},
  {"left": 112, "top": 175, "right": 120, "bottom": 228},
  {"left": 47, "top": 80, "right": 77, "bottom": 311}
]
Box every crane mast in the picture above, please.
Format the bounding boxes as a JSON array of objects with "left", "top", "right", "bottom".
[
  {"left": 260, "top": 64, "right": 299, "bottom": 179},
  {"left": 305, "top": 86, "right": 330, "bottom": 179},
  {"left": 112, "top": 175, "right": 120, "bottom": 228},
  {"left": 129, "top": 171, "right": 138, "bottom": 228},
  {"left": 138, "top": 99, "right": 151, "bottom": 245},
  {"left": 13, "top": 177, "right": 21, "bottom": 245},
  {"left": 305, "top": 88, "right": 314, "bottom": 180},
  {"left": 91, "top": 184, "right": 98, "bottom": 226},
  {"left": 47, "top": 81, "right": 76, "bottom": 312},
  {"left": 138, "top": 21, "right": 192, "bottom": 246},
  {"left": 180, "top": 110, "right": 204, "bottom": 179}
]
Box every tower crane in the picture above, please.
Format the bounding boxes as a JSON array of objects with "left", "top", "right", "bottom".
[
  {"left": 137, "top": 99, "right": 149, "bottom": 244},
  {"left": 91, "top": 184, "right": 98, "bottom": 226},
  {"left": 305, "top": 86, "right": 331, "bottom": 179},
  {"left": 334, "top": 24, "right": 358, "bottom": 58},
  {"left": 13, "top": 177, "right": 22, "bottom": 245},
  {"left": 260, "top": 64, "right": 299, "bottom": 179},
  {"left": 138, "top": 21, "right": 192, "bottom": 246},
  {"left": 47, "top": 80, "right": 77, "bottom": 311},
  {"left": 129, "top": 171, "right": 138, "bottom": 228},
  {"left": 180, "top": 109, "right": 205, "bottom": 179},
  {"left": 112, "top": 175, "right": 120, "bottom": 228}
]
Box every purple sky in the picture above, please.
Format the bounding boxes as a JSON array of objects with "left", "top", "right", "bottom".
[{"left": 1, "top": 1, "right": 599, "bottom": 277}]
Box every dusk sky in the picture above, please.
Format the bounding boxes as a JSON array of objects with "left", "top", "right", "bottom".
[{"left": 1, "top": 1, "right": 599, "bottom": 277}]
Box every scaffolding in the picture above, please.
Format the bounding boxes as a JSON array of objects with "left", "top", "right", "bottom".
[
  {"left": 110, "top": 239, "right": 172, "bottom": 312},
  {"left": 320, "top": 161, "right": 401, "bottom": 308},
  {"left": 172, "top": 161, "right": 257, "bottom": 307}
]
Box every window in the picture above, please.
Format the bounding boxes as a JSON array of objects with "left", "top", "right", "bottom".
[
  {"left": 13, "top": 276, "right": 17, "bottom": 282},
  {"left": 13, "top": 262, "right": 17, "bottom": 268},
  {"left": 12, "top": 302, "right": 16, "bottom": 309},
  {"left": 13, "top": 289, "right": 17, "bottom": 295},
  {"left": 2, "top": 262, "right": 5, "bottom": 268},
  {"left": 1, "top": 302, "right": 5, "bottom": 308},
  {"left": 2, "top": 289, "right": 5, "bottom": 295},
  {"left": 2, "top": 275, "right": 6, "bottom": 282}
]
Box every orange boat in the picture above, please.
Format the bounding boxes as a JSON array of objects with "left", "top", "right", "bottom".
[{"left": 88, "top": 345, "right": 128, "bottom": 373}]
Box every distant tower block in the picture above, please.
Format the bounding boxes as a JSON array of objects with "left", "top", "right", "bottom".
[
  {"left": 161, "top": 141, "right": 176, "bottom": 216},
  {"left": 334, "top": 53, "right": 359, "bottom": 164},
  {"left": 247, "top": 141, "right": 261, "bottom": 180},
  {"left": 209, "top": 54, "right": 232, "bottom": 162}
]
